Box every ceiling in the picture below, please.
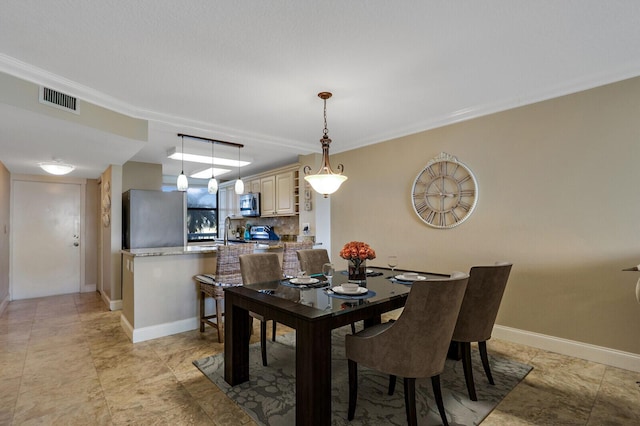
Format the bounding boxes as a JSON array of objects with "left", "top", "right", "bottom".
[{"left": 1, "top": 1, "right": 640, "bottom": 182}]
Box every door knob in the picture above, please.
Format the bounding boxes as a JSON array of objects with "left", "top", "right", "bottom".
[{"left": 73, "top": 242, "right": 79, "bottom": 247}]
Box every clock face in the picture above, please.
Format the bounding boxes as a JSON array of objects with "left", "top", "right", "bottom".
[{"left": 412, "top": 152, "right": 478, "bottom": 229}]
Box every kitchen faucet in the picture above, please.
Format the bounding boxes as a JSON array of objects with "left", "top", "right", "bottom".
[{"left": 223, "top": 216, "right": 231, "bottom": 245}]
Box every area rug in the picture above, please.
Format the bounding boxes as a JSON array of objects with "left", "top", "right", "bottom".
[{"left": 193, "top": 327, "right": 532, "bottom": 425}]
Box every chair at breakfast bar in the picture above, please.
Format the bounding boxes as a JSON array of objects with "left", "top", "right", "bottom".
[{"left": 281, "top": 241, "right": 313, "bottom": 277}]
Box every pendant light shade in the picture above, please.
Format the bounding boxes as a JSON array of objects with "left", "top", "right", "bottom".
[
  {"left": 177, "top": 135, "right": 189, "bottom": 191},
  {"left": 235, "top": 145, "right": 244, "bottom": 195},
  {"left": 208, "top": 140, "right": 218, "bottom": 194},
  {"left": 303, "top": 92, "right": 347, "bottom": 198}
]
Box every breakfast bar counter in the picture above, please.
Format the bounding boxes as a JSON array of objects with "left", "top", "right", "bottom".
[{"left": 121, "top": 246, "right": 218, "bottom": 343}]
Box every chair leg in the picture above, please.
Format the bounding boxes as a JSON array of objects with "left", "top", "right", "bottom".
[
  {"left": 260, "top": 320, "right": 268, "bottom": 366},
  {"left": 388, "top": 375, "right": 397, "bottom": 395},
  {"left": 350, "top": 322, "right": 356, "bottom": 334},
  {"left": 461, "top": 341, "right": 477, "bottom": 401},
  {"left": 403, "top": 377, "right": 417, "bottom": 426},
  {"left": 479, "top": 341, "right": 495, "bottom": 385},
  {"left": 214, "top": 298, "right": 223, "bottom": 343},
  {"left": 431, "top": 375, "right": 448, "bottom": 426},
  {"left": 347, "top": 359, "right": 358, "bottom": 421},
  {"left": 271, "top": 320, "right": 277, "bottom": 341},
  {"left": 199, "top": 291, "right": 205, "bottom": 332}
]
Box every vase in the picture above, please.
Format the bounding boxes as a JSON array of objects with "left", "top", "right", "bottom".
[{"left": 348, "top": 259, "right": 367, "bottom": 282}]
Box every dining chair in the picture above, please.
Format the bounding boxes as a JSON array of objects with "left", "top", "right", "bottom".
[
  {"left": 296, "top": 248, "right": 330, "bottom": 275},
  {"left": 281, "top": 241, "right": 313, "bottom": 277},
  {"left": 239, "top": 252, "right": 283, "bottom": 366},
  {"left": 197, "top": 244, "right": 254, "bottom": 343},
  {"left": 451, "top": 261, "right": 512, "bottom": 401},
  {"left": 345, "top": 272, "right": 469, "bottom": 426}
]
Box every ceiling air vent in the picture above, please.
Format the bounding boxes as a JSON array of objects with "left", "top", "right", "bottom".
[{"left": 39, "top": 86, "right": 80, "bottom": 114}]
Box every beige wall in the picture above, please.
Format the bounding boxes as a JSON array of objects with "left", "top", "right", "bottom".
[
  {"left": 0, "top": 162, "right": 9, "bottom": 305},
  {"left": 329, "top": 76, "right": 640, "bottom": 355},
  {"left": 122, "top": 161, "right": 162, "bottom": 192}
]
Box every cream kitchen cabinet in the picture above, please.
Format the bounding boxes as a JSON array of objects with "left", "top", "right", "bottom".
[
  {"left": 260, "top": 170, "right": 296, "bottom": 216},
  {"left": 249, "top": 178, "right": 261, "bottom": 194},
  {"left": 217, "top": 183, "right": 240, "bottom": 232}
]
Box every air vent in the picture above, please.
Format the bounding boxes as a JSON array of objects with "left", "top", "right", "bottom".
[{"left": 39, "top": 86, "right": 80, "bottom": 114}]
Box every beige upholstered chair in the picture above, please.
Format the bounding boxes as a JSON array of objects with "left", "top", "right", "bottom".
[
  {"left": 197, "top": 244, "right": 254, "bottom": 342},
  {"left": 452, "top": 262, "right": 512, "bottom": 401},
  {"left": 239, "top": 252, "right": 283, "bottom": 366},
  {"left": 281, "top": 241, "right": 313, "bottom": 277},
  {"left": 345, "top": 272, "right": 469, "bottom": 426},
  {"left": 296, "top": 248, "right": 330, "bottom": 275}
]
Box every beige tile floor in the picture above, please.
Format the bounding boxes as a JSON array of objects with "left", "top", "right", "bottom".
[{"left": 1, "top": 292, "right": 639, "bottom": 425}]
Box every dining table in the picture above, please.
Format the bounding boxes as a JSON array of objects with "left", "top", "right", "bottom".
[{"left": 223, "top": 266, "right": 447, "bottom": 426}]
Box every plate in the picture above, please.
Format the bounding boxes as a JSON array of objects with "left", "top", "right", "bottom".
[
  {"left": 332, "top": 285, "right": 368, "bottom": 295},
  {"left": 395, "top": 274, "right": 427, "bottom": 282},
  {"left": 290, "top": 277, "right": 320, "bottom": 285}
]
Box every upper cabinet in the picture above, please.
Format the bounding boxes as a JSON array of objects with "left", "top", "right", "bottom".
[{"left": 260, "top": 169, "right": 297, "bottom": 217}]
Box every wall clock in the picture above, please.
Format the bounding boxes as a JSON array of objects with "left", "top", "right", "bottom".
[{"left": 411, "top": 152, "right": 478, "bottom": 229}]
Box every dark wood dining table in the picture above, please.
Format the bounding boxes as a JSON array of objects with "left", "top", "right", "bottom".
[{"left": 223, "top": 267, "right": 447, "bottom": 425}]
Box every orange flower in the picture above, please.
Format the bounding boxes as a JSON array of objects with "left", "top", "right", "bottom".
[{"left": 339, "top": 241, "right": 376, "bottom": 261}]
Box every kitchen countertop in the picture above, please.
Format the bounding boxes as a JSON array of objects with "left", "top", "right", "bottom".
[{"left": 122, "top": 242, "right": 284, "bottom": 257}]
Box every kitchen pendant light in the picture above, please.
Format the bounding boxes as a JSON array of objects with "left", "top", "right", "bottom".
[
  {"left": 207, "top": 141, "right": 218, "bottom": 194},
  {"left": 303, "top": 92, "right": 347, "bottom": 197},
  {"left": 235, "top": 145, "right": 244, "bottom": 195},
  {"left": 177, "top": 135, "right": 189, "bottom": 191}
]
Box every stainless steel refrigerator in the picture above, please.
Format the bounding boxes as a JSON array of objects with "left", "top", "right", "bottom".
[{"left": 122, "top": 189, "right": 186, "bottom": 249}]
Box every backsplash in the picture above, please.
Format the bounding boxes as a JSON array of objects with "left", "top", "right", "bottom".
[{"left": 229, "top": 216, "right": 299, "bottom": 240}]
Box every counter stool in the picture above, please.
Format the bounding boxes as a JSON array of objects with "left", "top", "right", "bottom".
[
  {"left": 282, "top": 241, "right": 313, "bottom": 277},
  {"left": 195, "top": 275, "right": 225, "bottom": 343},
  {"left": 196, "top": 244, "right": 255, "bottom": 343}
]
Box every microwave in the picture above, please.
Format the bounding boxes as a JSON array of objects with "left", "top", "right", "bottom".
[{"left": 239, "top": 192, "right": 260, "bottom": 217}]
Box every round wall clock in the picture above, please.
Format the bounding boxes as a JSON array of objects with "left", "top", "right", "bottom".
[{"left": 411, "top": 152, "right": 478, "bottom": 229}]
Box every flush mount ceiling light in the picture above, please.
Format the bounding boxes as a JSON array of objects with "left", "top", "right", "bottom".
[
  {"left": 39, "top": 160, "right": 75, "bottom": 175},
  {"left": 176, "top": 135, "right": 189, "bottom": 191},
  {"left": 303, "top": 92, "right": 347, "bottom": 197}
]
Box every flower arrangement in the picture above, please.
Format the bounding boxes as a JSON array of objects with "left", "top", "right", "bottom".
[{"left": 339, "top": 241, "right": 376, "bottom": 268}]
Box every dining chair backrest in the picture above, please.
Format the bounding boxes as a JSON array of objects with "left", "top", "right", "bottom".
[
  {"left": 452, "top": 262, "right": 512, "bottom": 343},
  {"left": 239, "top": 253, "right": 283, "bottom": 285},
  {"left": 346, "top": 272, "right": 469, "bottom": 379},
  {"left": 296, "top": 249, "right": 330, "bottom": 275},
  {"left": 281, "top": 241, "right": 313, "bottom": 277},
  {"left": 215, "top": 244, "right": 255, "bottom": 285}
]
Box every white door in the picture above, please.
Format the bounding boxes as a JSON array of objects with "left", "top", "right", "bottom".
[{"left": 12, "top": 180, "right": 81, "bottom": 299}]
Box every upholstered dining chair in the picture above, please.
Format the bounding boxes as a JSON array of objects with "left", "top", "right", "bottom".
[
  {"left": 451, "top": 262, "right": 512, "bottom": 401},
  {"left": 281, "top": 241, "right": 313, "bottom": 277},
  {"left": 239, "top": 252, "right": 283, "bottom": 366},
  {"left": 296, "top": 248, "right": 330, "bottom": 275},
  {"left": 197, "top": 244, "right": 254, "bottom": 343},
  {"left": 345, "top": 272, "right": 469, "bottom": 426}
]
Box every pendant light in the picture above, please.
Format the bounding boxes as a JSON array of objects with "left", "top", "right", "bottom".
[
  {"left": 207, "top": 141, "right": 218, "bottom": 194},
  {"left": 176, "top": 135, "right": 189, "bottom": 191},
  {"left": 234, "top": 145, "right": 244, "bottom": 195},
  {"left": 303, "top": 92, "right": 347, "bottom": 197}
]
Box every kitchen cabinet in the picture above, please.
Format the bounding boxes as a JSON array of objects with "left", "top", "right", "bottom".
[
  {"left": 260, "top": 170, "right": 296, "bottom": 216},
  {"left": 217, "top": 184, "right": 240, "bottom": 232},
  {"left": 249, "top": 178, "right": 261, "bottom": 194}
]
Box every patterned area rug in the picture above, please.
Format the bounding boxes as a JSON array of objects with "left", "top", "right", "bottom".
[{"left": 193, "top": 327, "right": 532, "bottom": 425}]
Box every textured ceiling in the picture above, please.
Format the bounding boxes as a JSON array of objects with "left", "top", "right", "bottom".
[{"left": 1, "top": 1, "right": 640, "bottom": 179}]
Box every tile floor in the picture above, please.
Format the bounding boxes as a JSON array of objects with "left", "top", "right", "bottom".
[{"left": 1, "top": 292, "right": 639, "bottom": 425}]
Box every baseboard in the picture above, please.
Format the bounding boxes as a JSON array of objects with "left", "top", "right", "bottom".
[
  {"left": 0, "top": 294, "right": 9, "bottom": 317},
  {"left": 121, "top": 315, "right": 199, "bottom": 343},
  {"left": 99, "top": 290, "right": 122, "bottom": 311},
  {"left": 493, "top": 325, "right": 640, "bottom": 373}
]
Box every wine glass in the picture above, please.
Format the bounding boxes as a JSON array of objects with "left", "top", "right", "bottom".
[
  {"left": 322, "top": 263, "right": 334, "bottom": 285},
  {"left": 388, "top": 256, "right": 398, "bottom": 276}
]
